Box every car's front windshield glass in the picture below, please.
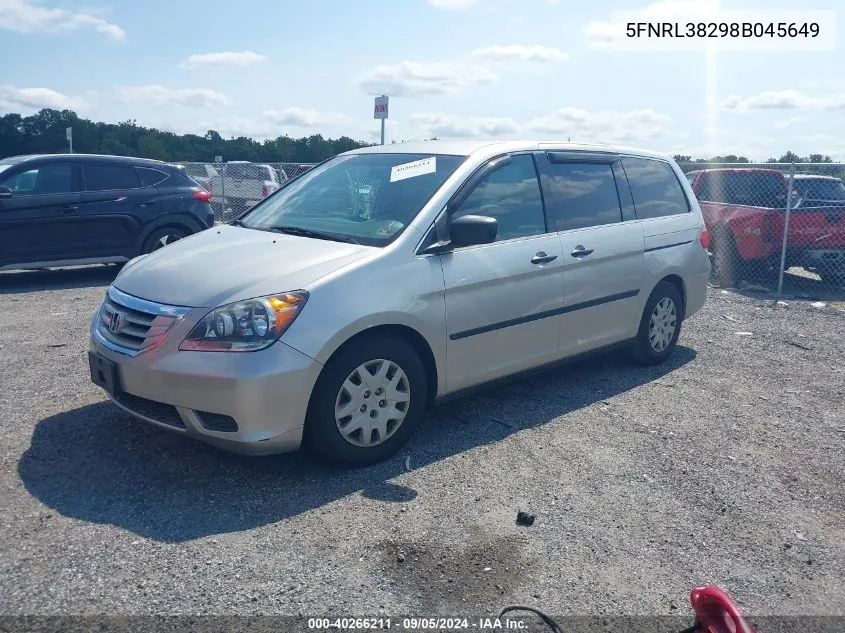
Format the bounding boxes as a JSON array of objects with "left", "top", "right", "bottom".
[
  {"left": 241, "top": 152, "right": 467, "bottom": 246},
  {"left": 793, "top": 178, "right": 845, "bottom": 201}
]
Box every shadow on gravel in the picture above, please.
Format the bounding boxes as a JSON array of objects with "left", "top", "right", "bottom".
[
  {"left": 0, "top": 265, "right": 120, "bottom": 295},
  {"left": 718, "top": 269, "right": 845, "bottom": 303},
  {"left": 19, "top": 346, "right": 696, "bottom": 543}
]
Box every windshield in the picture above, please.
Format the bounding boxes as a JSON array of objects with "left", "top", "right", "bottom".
[
  {"left": 792, "top": 177, "right": 845, "bottom": 202},
  {"left": 241, "top": 152, "right": 466, "bottom": 246}
]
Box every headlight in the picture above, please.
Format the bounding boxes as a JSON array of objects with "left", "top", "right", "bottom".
[{"left": 179, "top": 291, "right": 308, "bottom": 352}]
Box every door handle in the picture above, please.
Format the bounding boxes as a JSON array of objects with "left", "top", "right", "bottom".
[
  {"left": 531, "top": 251, "right": 558, "bottom": 265},
  {"left": 570, "top": 245, "right": 594, "bottom": 258},
  {"left": 137, "top": 200, "right": 158, "bottom": 207},
  {"left": 58, "top": 205, "right": 78, "bottom": 214}
]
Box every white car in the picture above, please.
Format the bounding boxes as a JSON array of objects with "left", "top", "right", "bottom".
[
  {"left": 220, "top": 162, "right": 282, "bottom": 215},
  {"left": 89, "top": 140, "right": 711, "bottom": 466}
]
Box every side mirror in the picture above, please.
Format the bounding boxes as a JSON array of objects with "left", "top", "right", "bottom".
[
  {"left": 450, "top": 215, "right": 497, "bottom": 247},
  {"left": 0, "top": 186, "right": 12, "bottom": 199}
]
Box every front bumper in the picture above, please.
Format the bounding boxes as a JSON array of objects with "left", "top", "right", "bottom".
[{"left": 89, "top": 321, "right": 323, "bottom": 456}]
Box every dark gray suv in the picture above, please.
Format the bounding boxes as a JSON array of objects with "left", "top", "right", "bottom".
[{"left": 0, "top": 153, "right": 215, "bottom": 271}]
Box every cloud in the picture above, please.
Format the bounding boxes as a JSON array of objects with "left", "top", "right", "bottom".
[
  {"left": 356, "top": 44, "right": 566, "bottom": 98},
  {"left": 0, "top": 0, "right": 125, "bottom": 39},
  {"left": 528, "top": 107, "right": 671, "bottom": 142},
  {"left": 116, "top": 85, "right": 230, "bottom": 108},
  {"left": 469, "top": 44, "right": 569, "bottom": 63},
  {"left": 720, "top": 90, "right": 845, "bottom": 111},
  {"left": 774, "top": 117, "right": 804, "bottom": 131},
  {"left": 263, "top": 108, "right": 353, "bottom": 127},
  {"left": 179, "top": 51, "right": 267, "bottom": 70},
  {"left": 411, "top": 113, "right": 520, "bottom": 137},
  {"left": 586, "top": 0, "right": 719, "bottom": 49},
  {"left": 356, "top": 61, "right": 497, "bottom": 97},
  {"left": 410, "top": 108, "right": 671, "bottom": 143},
  {"left": 0, "top": 85, "right": 88, "bottom": 112},
  {"left": 164, "top": 109, "right": 356, "bottom": 140},
  {"left": 428, "top": 0, "right": 477, "bottom": 8}
]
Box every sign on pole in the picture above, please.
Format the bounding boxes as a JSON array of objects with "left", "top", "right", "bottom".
[
  {"left": 66, "top": 126, "right": 73, "bottom": 153},
  {"left": 373, "top": 95, "right": 389, "bottom": 120},
  {"left": 374, "top": 95, "right": 388, "bottom": 145}
]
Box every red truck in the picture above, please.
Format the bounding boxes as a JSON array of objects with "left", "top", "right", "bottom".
[{"left": 685, "top": 168, "right": 845, "bottom": 286}]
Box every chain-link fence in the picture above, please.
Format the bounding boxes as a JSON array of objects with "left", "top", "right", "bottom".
[
  {"left": 678, "top": 162, "right": 845, "bottom": 296},
  {"left": 176, "top": 161, "right": 317, "bottom": 222}
]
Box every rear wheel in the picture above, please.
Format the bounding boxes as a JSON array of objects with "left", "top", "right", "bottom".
[
  {"left": 710, "top": 230, "right": 742, "bottom": 288},
  {"left": 303, "top": 335, "right": 428, "bottom": 467},
  {"left": 631, "top": 281, "right": 683, "bottom": 366},
  {"left": 142, "top": 227, "right": 187, "bottom": 254}
]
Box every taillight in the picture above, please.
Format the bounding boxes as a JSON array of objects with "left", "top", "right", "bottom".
[
  {"left": 699, "top": 227, "right": 711, "bottom": 250},
  {"left": 193, "top": 190, "right": 212, "bottom": 203},
  {"left": 262, "top": 185, "right": 270, "bottom": 197}
]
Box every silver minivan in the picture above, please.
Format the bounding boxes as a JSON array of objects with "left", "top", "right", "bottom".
[{"left": 88, "top": 140, "right": 711, "bottom": 466}]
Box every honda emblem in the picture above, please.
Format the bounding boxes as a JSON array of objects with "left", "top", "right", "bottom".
[{"left": 108, "top": 310, "right": 125, "bottom": 334}]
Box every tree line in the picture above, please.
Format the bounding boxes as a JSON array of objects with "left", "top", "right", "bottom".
[
  {"left": 0, "top": 109, "right": 841, "bottom": 170},
  {"left": 673, "top": 152, "right": 844, "bottom": 178},
  {"left": 0, "top": 109, "right": 371, "bottom": 164}
]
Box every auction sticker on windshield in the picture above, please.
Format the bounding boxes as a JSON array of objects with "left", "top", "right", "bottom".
[{"left": 390, "top": 157, "right": 436, "bottom": 182}]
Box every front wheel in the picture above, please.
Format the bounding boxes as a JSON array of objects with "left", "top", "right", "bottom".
[
  {"left": 630, "top": 281, "right": 683, "bottom": 366},
  {"left": 303, "top": 335, "right": 428, "bottom": 467}
]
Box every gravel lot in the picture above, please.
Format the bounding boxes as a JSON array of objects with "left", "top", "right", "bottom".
[{"left": 0, "top": 266, "right": 843, "bottom": 625}]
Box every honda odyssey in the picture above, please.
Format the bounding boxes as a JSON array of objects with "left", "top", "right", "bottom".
[{"left": 88, "top": 140, "right": 711, "bottom": 466}]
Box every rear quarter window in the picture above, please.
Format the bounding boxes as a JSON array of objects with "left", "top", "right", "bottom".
[
  {"left": 622, "top": 157, "right": 691, "bottom": 219},
  {"left": 136, "top": 167, "right": 169, "bottom": 187}
]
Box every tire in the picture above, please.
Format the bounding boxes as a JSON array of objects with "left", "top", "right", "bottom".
[
  {"left": 141, "top": 227, "right": 188, "bottom": 254},
  {"left": 302, "top": 334, "right": 428, "bottom": 467},
  {"left": 710, "top": 230, "right": 742, "bottom": 288},
  {"left": 630, "top": 281, "right": 684, "bottom": 366}
]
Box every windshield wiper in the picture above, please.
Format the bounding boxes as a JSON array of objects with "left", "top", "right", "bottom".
[
  {"left": 228, "top": 218, "right": 248, "bottom": 227},
  {"left": 267, "top": 225, "right": 360, "bottom": 244}
]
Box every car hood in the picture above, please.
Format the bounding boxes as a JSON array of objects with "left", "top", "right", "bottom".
[{"left": 114, "top": 225, "right": 376, "bottom": 308}]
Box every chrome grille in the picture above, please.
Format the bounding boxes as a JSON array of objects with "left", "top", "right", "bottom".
[{"left": 95, "top": 287, "right": 191, "bottom": 356}]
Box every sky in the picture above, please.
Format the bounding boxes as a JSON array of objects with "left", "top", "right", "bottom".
[{"left": 0, "top": 0, "right": 844, "bottom": 160}]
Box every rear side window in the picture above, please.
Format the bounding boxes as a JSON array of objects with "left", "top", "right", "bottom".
[
  {"left": 136, "top": 167, "right": 169, "bottom": 187},
  {"left": 451, "top": 154, "right": 546, "bottom": 242},
  {"left": 793, "top": 177, "right": 845, "bottom": 202},
  {"left": 84, "top": 163, "right": 142, "bottom": 191},
  {"left": 622, "top": 157, "right": 690, "bottom": 219},
  {"left": 543, "top": 162, "right": 622, "bottom": 231}
]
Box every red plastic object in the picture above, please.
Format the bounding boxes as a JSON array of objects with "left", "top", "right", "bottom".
[
  {"left": 689, "top": 586, "right": 757, "bottom": 633},
  {"left": 699, "top": 227, "right": 711, "bottom": 251},
  {"left": 192, "top": 190, "right": 212, "bottom": 203}
]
